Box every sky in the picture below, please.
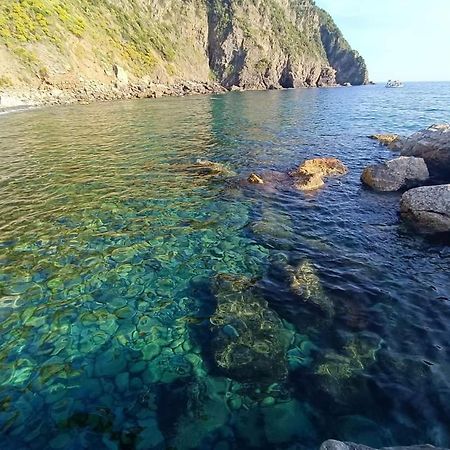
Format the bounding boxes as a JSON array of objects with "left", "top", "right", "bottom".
[{"left": 315, "top": 0, "right": 450, "bottom": 82}]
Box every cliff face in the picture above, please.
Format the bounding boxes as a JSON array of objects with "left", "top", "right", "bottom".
[
  {"left": 318, "top": 9, "right": 369, "bottom": 86},
  {"left": 0, "top": 0, "right": 368, "bottom": 96}
]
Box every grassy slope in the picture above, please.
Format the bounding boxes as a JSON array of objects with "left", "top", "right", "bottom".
[
  {"left": 0, "top": 0, "right": 208, "bottom": 88},
  {"left": 0, "top": 0, "right": 365, "bottom": 90}
]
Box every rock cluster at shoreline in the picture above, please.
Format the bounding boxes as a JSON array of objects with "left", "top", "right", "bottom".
[
  {"left": 362, "top": 124, "right": 450, "bottom": 234},
  {"left": 361, "top": 156, "right": 429, "bottom": 192},
  {"left": 0, "top": 79, "right": 228, "bottom": 109}
]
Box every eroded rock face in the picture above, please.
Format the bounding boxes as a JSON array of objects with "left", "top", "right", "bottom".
[
  {"left": 320, "top": 440, "right": 449, "bottom": 450},
  {"left": 291, "top": 158, "right": 348, "bottom": 191},
  {"left": 400, "top": 184, "right": 450, "bottom": 233},
  {"left": 361, "top": 157, "right": 429, "bottom": 192},
  {"left": 401, "top": 124, "right": 450, "bottom": 180},
  {"left": 210, "top": 273, "right": 291, "bottom": 383}
]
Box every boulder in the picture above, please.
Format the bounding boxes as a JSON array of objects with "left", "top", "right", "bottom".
[
  {"left": 361, "top": 157, "right": 429, "bottom": 192},
  {"left": 401, "top": 124, "right": 450, "bottom": 180},
  {"left": 400, "top": 184, "right": 450, "bottom": 233},
  {"left": 291, "top": 158, "right": 348, "bottom": 192},
  {"left": 370, "top": 134, "right": 402, "bottom": 150},
  {"left": 320, "top": 440, "right": 449, "bottom": 450}
]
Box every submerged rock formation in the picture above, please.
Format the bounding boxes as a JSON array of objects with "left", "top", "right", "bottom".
[
  {"left": 361, "top": 157, "right": 429, "bottom": 192},
  {"left": 186, "top": 159, "right": 236, "bottom": 177},
  {"left": 400, "top": 185, "right": 450, "bottom": 233},
  {"left": 210, "top": 273, "right": 292, "bottom": 383},
  {"left": 0, "top": 0, "right": 369, "bottom": 104},
  {"left": 288, "top": 260, "right": 334, "bottom": 317},
  {"left": 320, "top": 440, "right": 449, "bottom": 450}
]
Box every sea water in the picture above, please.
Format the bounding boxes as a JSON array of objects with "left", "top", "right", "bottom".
[{"left": 0, "top": 83, "right": 449, "bottom": 449}]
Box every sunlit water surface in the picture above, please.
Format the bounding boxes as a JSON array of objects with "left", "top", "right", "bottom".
[{"left": 1, "top": 83, "right": 450, "bottom": 449}]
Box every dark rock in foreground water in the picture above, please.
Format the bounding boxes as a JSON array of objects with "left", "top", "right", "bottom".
[
  {"left": 320, "top": 440, "right": 450, "bottom": 450},
  {"left": 361, "top": 157, "right": 429, "bottom": 192},
  {"left": 210, "top": 273, "right": 292, "bottom": 383},
  {"left": 400, "top": 184, "right": 450, "bottom": 233}
]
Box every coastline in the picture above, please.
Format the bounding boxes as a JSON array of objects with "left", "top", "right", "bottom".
[{"left": 0, "top": 79, "right": 361, "bottom": 112}]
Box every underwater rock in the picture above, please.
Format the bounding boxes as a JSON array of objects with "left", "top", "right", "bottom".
[
  {"left": 251, "top": 208, "right": 294, "bottom": 241},
  {"left": 210, "top": 273, "right": 292, "bottom": 383},
  {"left": 234, "top": 408, "right": 266, "bottom": 448},
  {"left": 49, "top": 433, "right": 73, "bottom": 449},
  {"left": 288, "top": 260, "right": 334, "bottom": 317},
  {"left": 262, "top": 399, "right": 316, "bottom": 445},
  {"left": 147, "top": 353, "right": 193, "bottom": 384},
  {"left": 94, "top": 347, "right": 127, "bottom": 377},
  {"left": 315, "top": 335, "right": 381, "bottom": 381},
  {"left": 361, "top": 157, "right": 429, "bottom": 192},
  {"left": 110, "top": 246, "right": 138, "bottom": 263},
  {"left": 247, "top": 173, "right": 264, "bottom": 184},
  {"left": 169, "top": 378, "right": 230, "bottom": 449},
  {"left": 334, "top": 415, "right": 391, "bottom": 449},
  {"left": 369, "top": 134, "right": 403, "bottom": 150},
  {"left": 287, "top": 340, "right": 314, "bottom": 370},
  {"left": 319, "top": 440, "right": 448, "bottom": 450},
  {"left": 188, "top": 159, "right": 235, "bottom": 177},
  {"left": 291, "top": 157, "right": 348, "bottom": 191},
  {"left": 135, "top": 416, "right": 165, "bottom": 450}
]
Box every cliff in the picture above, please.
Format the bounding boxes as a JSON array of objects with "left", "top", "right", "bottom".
[{"left": 0, "top": 0, "right": 369, "bottom": 103}]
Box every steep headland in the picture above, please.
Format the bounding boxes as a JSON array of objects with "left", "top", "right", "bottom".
[{"left": 0, "top": 0, "right": 369, "bottom": 105}]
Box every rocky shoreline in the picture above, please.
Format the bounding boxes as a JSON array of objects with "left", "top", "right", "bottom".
[
  {"left": 0, "top": 78, "right": 228, "bottom": 110},
  {"left": 362, "top": 124, "right": 450, "bottom": 234},
  {"left": 0, "top": 63, "right": 369, "bottom": 111}
]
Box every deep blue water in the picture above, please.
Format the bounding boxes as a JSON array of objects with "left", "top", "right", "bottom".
[{"left": 0, "top": 82, "right": 449, "bottom": 449}]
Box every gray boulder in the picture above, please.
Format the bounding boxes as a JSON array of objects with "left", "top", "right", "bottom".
[
  {"left": 320, "top": 440, "right": 449, "bottom": 450},
  {"left": 361, "top": 157, "right": 429, "bottom": 192},
  {"left": 400, "top": 184, "right": 450, "bottom": 233},
  {"left": 401, "top": 124, "right": 450, "bottom": 180}
]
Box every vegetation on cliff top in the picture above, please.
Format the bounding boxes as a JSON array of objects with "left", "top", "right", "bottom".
[{"left": 0, "top": 0, "right": 368, "bottom": 89}]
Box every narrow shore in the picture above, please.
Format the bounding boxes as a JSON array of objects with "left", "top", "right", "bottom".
[{"left": 0, "top": 77, "right": 364, "bottom": 111}]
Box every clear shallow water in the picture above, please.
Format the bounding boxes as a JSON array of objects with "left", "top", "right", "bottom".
[{"left": 0, "top": 82, "right": 450, "bottom": 450}]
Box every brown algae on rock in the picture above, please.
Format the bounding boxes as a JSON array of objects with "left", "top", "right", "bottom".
[
  {"left": 210, "top": 273, "right": 293, "bottom": 383},
  {"left": 288, "top": 260, "right": 335, "bottom": 318}
]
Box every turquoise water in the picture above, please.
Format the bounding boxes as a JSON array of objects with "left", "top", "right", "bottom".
[{"left": 0, "top": 83, "right": 450, "bottom": 449}]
